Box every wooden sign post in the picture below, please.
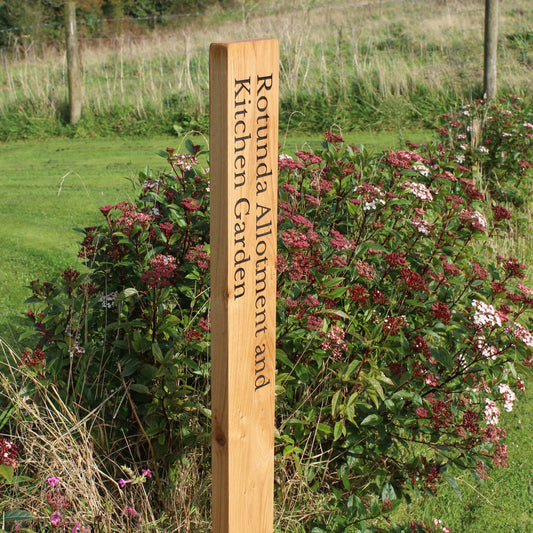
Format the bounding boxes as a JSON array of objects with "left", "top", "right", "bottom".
[{"left": 209, "top": 39, "right": 279, "bottom": 533}]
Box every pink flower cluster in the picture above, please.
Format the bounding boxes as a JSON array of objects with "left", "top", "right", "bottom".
[
  {"left": 321, "top": 325, "right": 347, "bottom": 359},
  {"left": 483, "top": 398, "right": 500, "bottom": 426},
  {"left": 507, "top": 322, "right": 533, "bottom": 347}
]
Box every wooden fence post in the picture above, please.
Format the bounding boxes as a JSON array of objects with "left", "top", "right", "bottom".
[
  {"left": 65, "top": 1, "right": 82, "bottom": 124},
  {"left": 210, "top": 39, "right": 279, "bottom": 533},
  {"left": 483, "top": 0, "right": 499, "bottom": 100}
]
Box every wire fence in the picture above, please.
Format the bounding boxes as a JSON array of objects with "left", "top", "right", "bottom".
[
  {"left": 0, "top": 0, "right": 529, "bottom": 63},
  {"left": 0, "top": 0, "right": 433, "bottom": 36}
]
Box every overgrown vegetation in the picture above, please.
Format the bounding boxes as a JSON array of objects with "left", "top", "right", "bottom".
[
  {"left": 1, "top": 97, "right": 532, "bottom": 532},
  {"left": 0, "top": 0, "right": 531, "bottom": 140}
]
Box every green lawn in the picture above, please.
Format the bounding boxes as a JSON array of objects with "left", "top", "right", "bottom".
[{"left": 395, "top": 393, "right": 533, "bottom": 533}]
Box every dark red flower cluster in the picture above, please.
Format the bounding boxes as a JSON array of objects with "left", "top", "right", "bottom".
[
  {"left": 384, "top": 150, "right": 428, "bottom": 170},
  {"left": 294, "top": 150, "right": 322, "bottom": 165},
  {"left": 181, "top": 197, "right": 200, "bottom": 211},
  {"left": 411, "top": 335, "right": 431, "bottom": 357},
  {"left": 141, "top": 255, "right": 177, "bottom": 288},
  {"left": 19, "top": 348, "right": 46, "bottom": 369},
  {"left": 282, "top": 229, "right": 309, "bottom": 250},
  {"left": 431, "top": 302, "right": 452, "bottom": 324},
  {"left": 185, "top": 245, "right": 210, "bottom": 270},
  {"left": 357, "top": 260, "right": 376, "bottom": 280},
  {"left": 330, "top": 229, "right": 350, "bottom": 250},
  {"left": 307, "top": 313, "right": 323, "bottom": 332},
  {"left": 78, "top": 226, "right": 98, "bottom": 260},
  {"left": 323, "top": 131, "right": 344, "bottom": 143},
  {"left": 349, "top": 284, "right": 369, "bottom": 306},
  {"left": 30, "top": 279, "right": 55, "bottom": 299},
  {"left": 442, "top": 261, "right": 461, "bottom": 277},
  {"left": 158, "top": 222, "right": 174, "bottom": 239},
  {"left": 382, "top": 315, "right": 408, "bottom": 335},
  {"left": 385, "top": 252, "right": 407, "bottom": 267},
  {"left": 400, "top": 268, "right": 428, "bottom": 292},
  {"left": 430, "top": 400, "right": 453, "bottom": 430},
  {"left": 462, "top": 409, "right": 480, "bottom": 434},
  {"left": 492, "top": 205, "right": 511, "bottom": 221},
  {"left": 0, "top": 438, "right": 20, "bottom": 468},
  {"left": 500, "top": 256, "right": 526, "bottom": 279},
  {"left": 471, "top": 263, "right": 489, "bottom": 280},
  {"left": 61, "top": 268, "right": 80, "bottom": 283},
  {"left": 278, "top": 154, "right": 305, "bottom": 172}
]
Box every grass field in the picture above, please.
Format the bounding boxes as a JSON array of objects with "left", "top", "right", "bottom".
[{"left": 0, "top": 0, "right": 531, "bottom": 138}]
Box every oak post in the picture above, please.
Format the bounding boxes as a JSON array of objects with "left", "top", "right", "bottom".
[
  {"left": 65, "top": 1, "right": 83, "bottom": 124},
  {"left": 210, "top": 39, "right": 279, "bottom": 533}
]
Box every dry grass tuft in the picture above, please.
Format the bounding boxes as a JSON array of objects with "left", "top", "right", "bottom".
[{"left": 0, "top": 338, "right": 160, "bottom": 532}]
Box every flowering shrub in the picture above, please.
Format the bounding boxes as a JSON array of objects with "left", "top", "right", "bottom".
[
  {"left": 436, "top": 96, "right": 533, "bottom": 206},
  {"left": 13, "top": 99, "right": 533, "bottom": 530}
]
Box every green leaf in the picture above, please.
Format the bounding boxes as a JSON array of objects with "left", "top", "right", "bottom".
[
  {"left": 334, "top": 420, "right": 345, "bottom": 441},
  {"left": 443, "top": 473, "right": 462, "bottom": 500},
  {"left": 331, "top": 390, "right": 341, "bottom": 417},
  {"left": 185, "top": 139, "right": 195, "bottom": 154},
  {"left": 0, "top": 464, "right": 14, "bottom": 483},
  {"left": 152, "top": 342, "right": 164, "bottom": 363},
  {"left": 381, "top": 482, "right": 397, "bottom": 501},
  {"left": 130, "top": 383, "right": 150, "bottom": 394},
  {"left": 121, "top": 358, "right": 140, "bottom": 377},
  {"left": 361, "top": 413, "right": 382, "bottom": 426},
  {"left": 3, "top": 510, "right": 34, "bottom": 522}
]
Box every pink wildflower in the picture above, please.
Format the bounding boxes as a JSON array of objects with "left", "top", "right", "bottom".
[
  {"left": 47, "top": 476, "right": 61, "bottom": 488},
  {"left": 50, "top": 511, "right": 63, "bottom": 528}
]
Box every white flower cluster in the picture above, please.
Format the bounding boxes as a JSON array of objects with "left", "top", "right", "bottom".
[
  {"left": 99, "top": 291, "right": 119, "bottom": 309},
  {"left": 402, "top": 181, "right": 433, "bottom": 202},
  {"left": 483, "top": 398, "right": 500, "bottom": 426},
  {"left": 498, "top": 383, "right": 516, "bottom": 412},
  {"left": 472, "top": 300, "right": 502, "bottom": 329},
  {"left": 510, "top": 322, "right": 533, "bottom": 347},
  {"left": 475, "top": 336, "right": 498, "bottom": 360},
  {"left": 279, "top": 154, "right": 294, "bottom": 162},
  {"left": 455, "top": 154, "right": 465, "bottom": 164},
  {"left": 460, "top": 209, "right": 487, "bottom": 230},
  {"left": 411, "top": 216, "right": 432, "bottom": 236},
  {"left": 68, "top": 344, "right": 85, "bottom": 358},
  {"left": 478, "top": 146, "right": 489, "bottom": 153},
  {"left": 413, "top": 163, "right": 430, "bottom": 177},
  {"left": 523, "top": 122, "right": 533, "bottom": 130},
  {"left": 354, "top": 185, "right": 386, "bottom": 211},
  {"left": 363, "top": 198, "right": 386, "bottom": 211},
  {"left": 472, "top": 211, "right": 487, "bottom": 228},
  {"left": 433, "top": 519, "right": 452, "bottom": 533}
]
